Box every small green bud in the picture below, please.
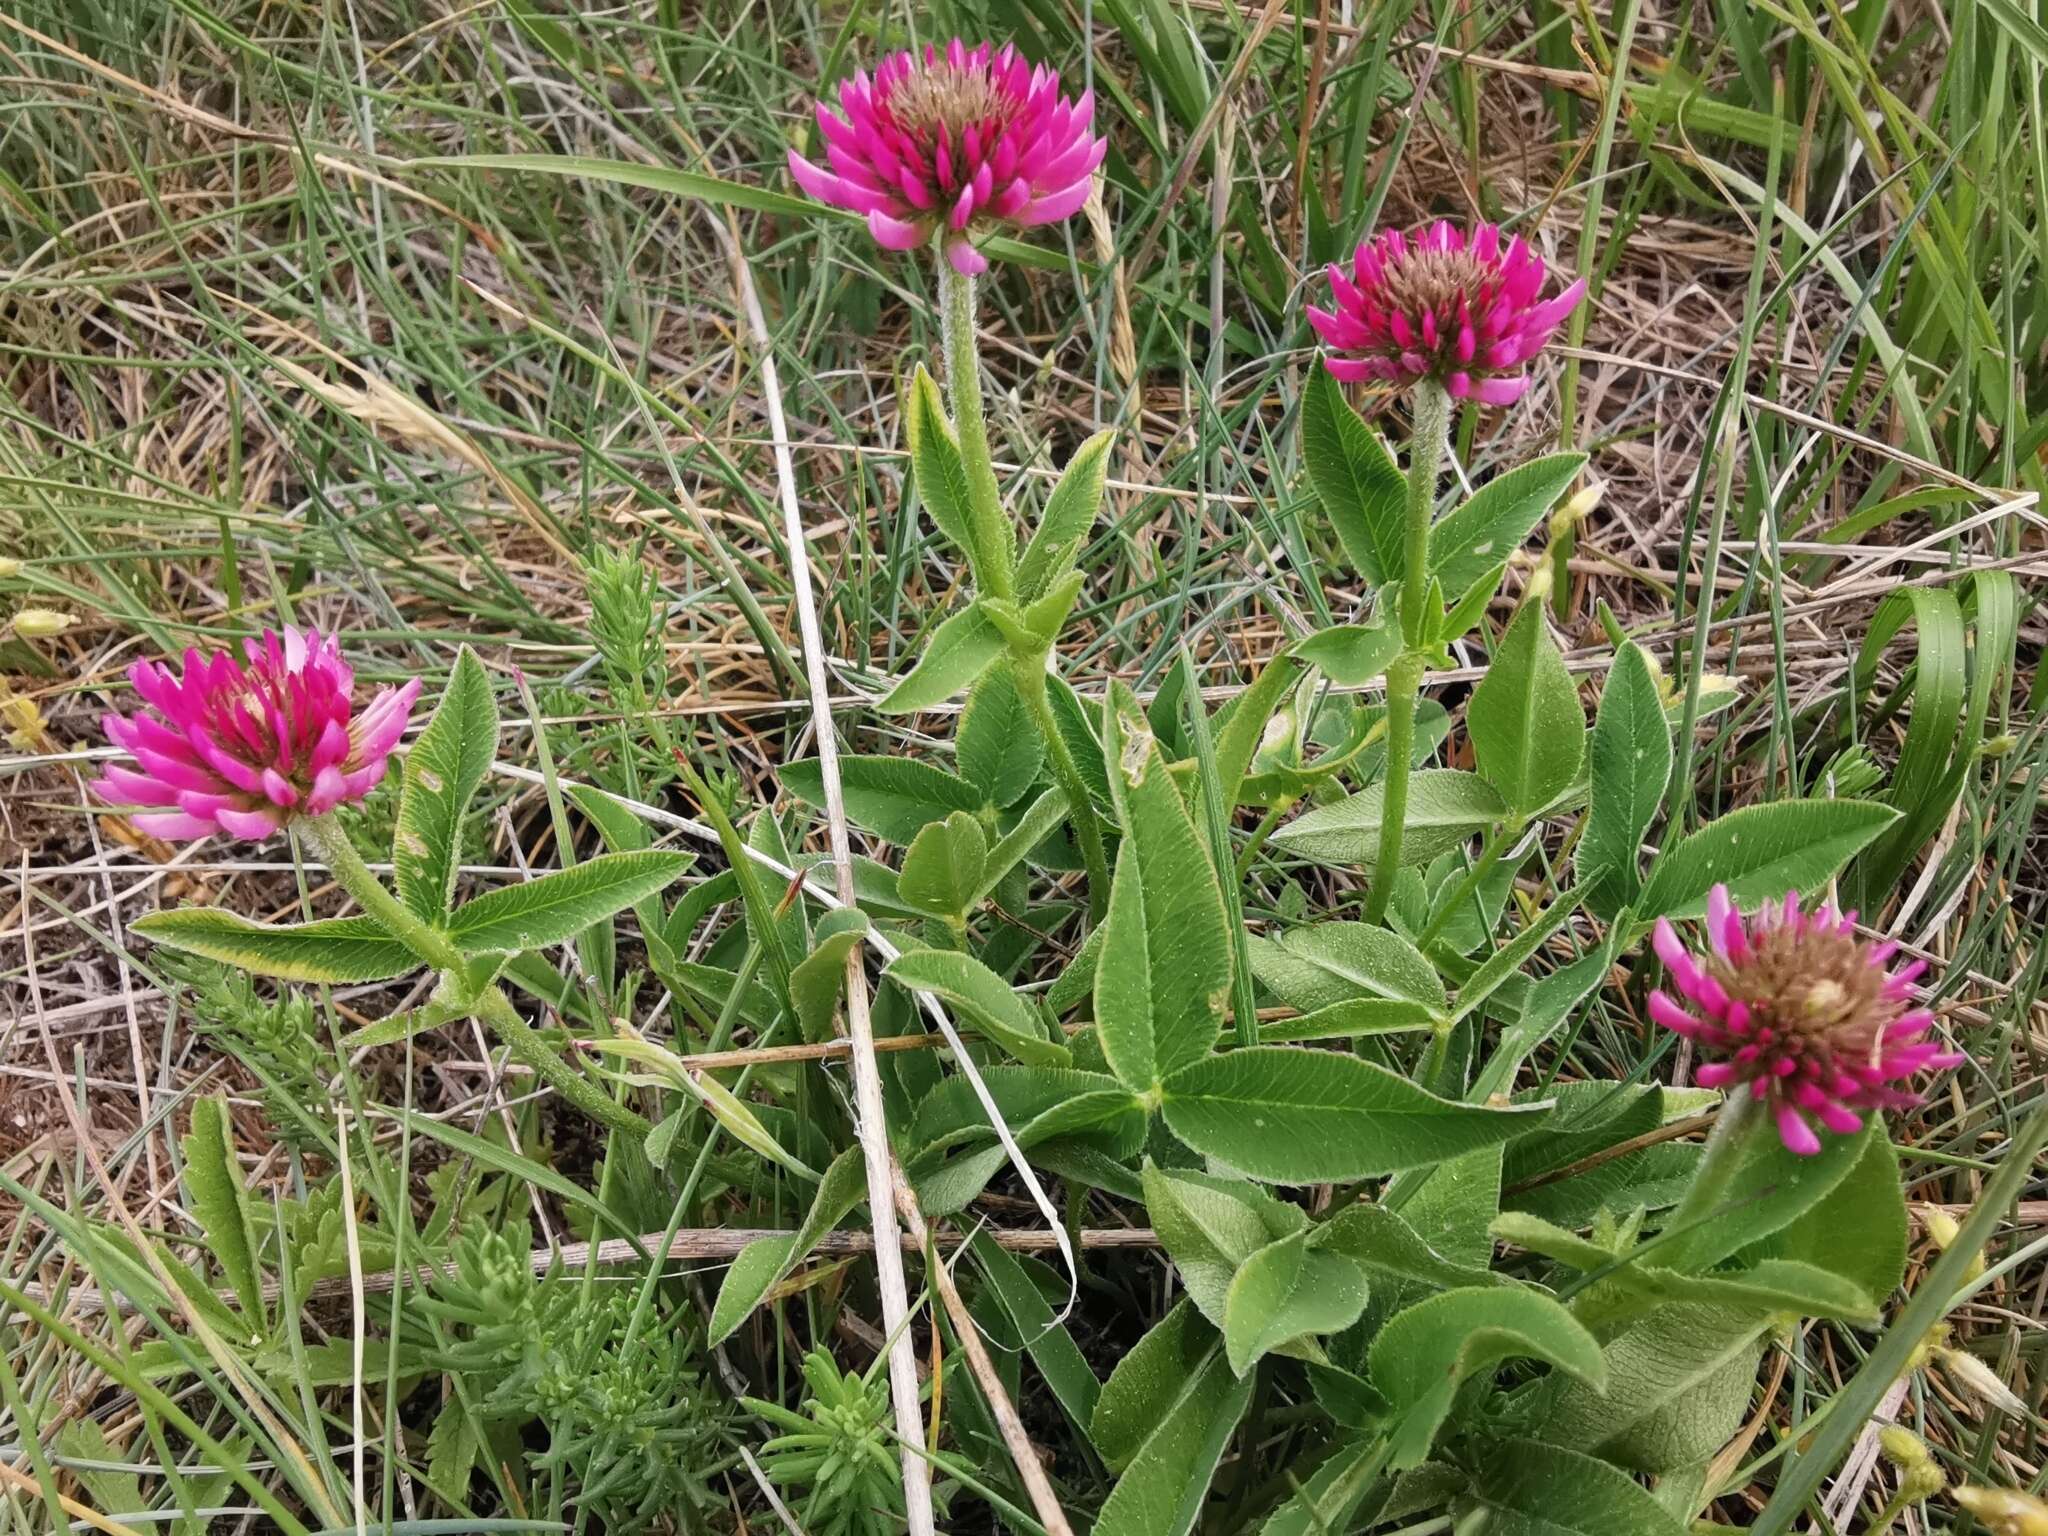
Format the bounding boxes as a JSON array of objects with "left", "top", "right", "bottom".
[{"left": 12, "top": 607, "right": 73, "bottom": 639}]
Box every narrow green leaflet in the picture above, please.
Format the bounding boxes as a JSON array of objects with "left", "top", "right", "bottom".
[
  {"left": 1274, "top": 769, "right": 1507, "bottom": 866},
  {"left": 1313, "top": 1201, "right": 1502, "bottom": 1290},
  {"left": 1580, "top": 642, "right": 1672, "bottom": 917},
  {"left": 1467, "top": 599, "right": 1585, "bottom": 816},
  {"left": 1016, "top": 429, "right": 1114, "bottom": 600},
  {"left": 1540, "top": 1306, "right": 1768, "bottom": 1474},
  {"left": 1160, "top": 1047, "right": 1550, "bottom": 1183},
  {"left": 905, "top": 362, "right": 978, "bottom": 562},
  {"left": 1093, "top": 1300, "right": 1212, "bottom": 1469},
  {"left": 878, "top": 602, "right": 1003, "bottom": 713},
  {"left": 1248, "top": 922, "right": 1447, "bottom": 1013},
  {"left": 447, "top": 850, "right": 691, "bottom": 953},
  {"left": 957, "top": 666, "right": 1044, "bottom": 809},
  {"left": 133, "top": 909, "right": 419, "bottom": 983},
  {"left": 1091, "top": 1333, "right": 1254, "bottom": 1536},
  {"left": 1427, "top": 452, "right": 1585, "bottom": 599},
  {"left": 1370, "top": 1287, "right": 1605, "bottom": 1468},
  {"left": 706, "top": 1146, "right": 866, "bottom": 1345},
  {"left": 1211, "top": 651, "right": 1300, "bottom": 810},
  {"left": 1636, "top": 799, "right": 1900, "bottom": 920},
  {"left": 1222, "top": 1230, "right": 1369, "bottom": 1375},
  {"left": 1095, "top": 688, "right": 1231, "bottom": 1091},
  {"left": 882, "top": 948, "right": 1068, "bottom": 1066},
  {"left": 1302, "top": 366, "right": 1404, "bottom": 582},
  {"left": 970, "top": 1236, "right": 1101, "bottom": 1435},
  {"left": 781, "top": 755, "right": 983, "bottom": 844},
  {"left": 896, "top": 810, "right": 988, "bottom": 921},
  {"left": 788, "top": 909, "right": 869, "bottom": 1044},
  {"left": 912, "top": 1065, "right": 1130, "bottom": 1148},
  {"left": 181, "top": 1097, "right": 263, "bottom": 1324},
  {"left": 1457, "top": 1438, "right": 1690, "bottom": 1536},
  {"left": 393, "top": 646, "right": 498, "bottom": 923}
]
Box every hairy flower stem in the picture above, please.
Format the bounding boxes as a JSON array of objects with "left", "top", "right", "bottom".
[
  {"left": 1364, "top": 382, "right": 1451, "bottom": 925},
  {"left": 298, "top": 815, "right": 648, "bottom": 1138},
  {"left": 938, "top": 250, "right": 1109, "bottom": 921},
  {"left": 938, "top": 259, "right": 1013, "bottom": 600},
  {"left": 1013, "top": 657, "right": 1111, "bottom": 925},
  {"left": 1657, "top": 1085, "right": 1759, "bottom": 1272}
]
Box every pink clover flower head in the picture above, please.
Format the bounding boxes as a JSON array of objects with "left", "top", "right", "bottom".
[
  {"left": 787, "top": 38, "right": 1108, "bottom": 276},
  {"left": 94, "top": 627, "right": 420, "bottom": 841},
  {"left": 1307, "top": 220, "right": 1587, "bottom": 404},
  {"left": 1650, "top": 884, "right": 1964, "bottom": 1156}
]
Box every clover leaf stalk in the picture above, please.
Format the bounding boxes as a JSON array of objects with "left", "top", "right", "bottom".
[
  {"left": 297, "top": 814, "right": 648, "bottom": 1137},
  {"left": 1364, "top": 379, "right": 1451, "bottom": 924}
]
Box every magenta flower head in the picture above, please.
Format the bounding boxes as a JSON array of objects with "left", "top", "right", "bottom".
[
  {"left": 94, "top": 628, "right": 420, "bottom": 841},
  {"left": 1307, "top": 220, "right": 1587, "bottom": 405},
  {"left": 787, "top": 38, "right": 1107, "bottom": 276},
  {"left": 1650, "top": 885, "right": 1964, "bottom": 1155}
]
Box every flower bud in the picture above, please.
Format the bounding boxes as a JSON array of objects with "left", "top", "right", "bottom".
[
  {"left": 1549, "top": 480, "right": 1604, "bottom": 542},
  {"left": 1955, "top": 1487, "right": 2048, "bottom": 1536},
  {"left": 12, "top": 607, "right": 73, "bottom": 639},
  {"left": 1879, "top": 1424, "right": 1932, "bottom": 1470},
  {"left": 1524, "top": 565, "right": 1554, "bottom": 606},
  {"left": 0, "top": 557, "right": 23, "bottom": 579},
  {"left": 1921, "top": 1205, "right": 1986, "bottom": 1283},
  {"left": 1981, "top": 732, "right": 2019, "bottom": 759},
  {"left": 1938, "top": 1348, "right": 2027, "bottom": 1417}
]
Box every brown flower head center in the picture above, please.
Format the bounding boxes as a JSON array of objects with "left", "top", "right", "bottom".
[
  {"left": 1375, "top": 249, "right": 1496, "bottom": 326},
  {"left": 1706, "top": 922, "right": 1900, "bottom": 1064},
  {"left": 885, "top": 62, "right": 1009, "bottom": 140}
]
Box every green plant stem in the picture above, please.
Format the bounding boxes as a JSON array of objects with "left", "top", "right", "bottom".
[
  {"left": 1365, "top": 381, "right": 1451, "bottom": 925},
  {"left": 1013, "top": 657, "right": 1111, "bottom": 925},
  {"left": 1657, "top": 1085, "right": 1759, "bottom": 1272},
  {"left": 937, "top": 256, "right": 1012, "bottom": 600},
  {"left": 298, "top": 815, "right": 649, "bottom": 1139}
]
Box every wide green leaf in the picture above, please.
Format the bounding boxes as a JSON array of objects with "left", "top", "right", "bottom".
[
  {"left": 883, "top": 948, "right": 1067, "bottom": 1066},
  {"left": 1660, "top": 1119, "right": 1876, "bottom": 1273},
  {"left": 1223, "top": 1230, "right": 1369, "bottom": 1375},
  {"left": 957, "top": 666, "right": 1044, "bottom": 809},
  {"left": 1274, "top": 769, "right": 1507, "bottom": 866},
  {"left": 1297, "top": 621, "right": 1402, "bottom": 686},
  {"left": 1370, "top": 1287, "right": 1605, "bottom": 1467},
  {"left": 707, "top": 1146, "right": 866, "bottom": 1345},
  {"left": 1016, "top": 430, "right": 1114, "bottom": 600},
  {"left": 1539, "top": 1305, "right": 1768, "bottom": 1474},
  {"left": 781, "top": 755, "right": 983, "bottom": 844},
  {"left": 878, "top": 602, "right": 1003, "bottom": 714},
  {"left": 895, "top": 811, "right": 988, "bottom": 921},
  {"left": 1580, "top": 642, "right": 1672, "bottom": 918},
  {"left": 135, "top": 909, "right": 418, "bottom": 983},
  {"left": 1467, "top": 599, "right": 1585, "bottom": 816},
  {"left": 1160, "top": 1047, "right": 1550, "bottom": 1183},
  {"left": 1095, "top": 687, "right": 1231, "bottom": 1091},
  {"left": 1636, "top": 799, "right": 1900, "bottom": 920},
  {"left": 447, "top": 850, "right": 690, "bottom": 953},
  {"left": 1143, "top": 1164, "right": 1306, "bottom": 1330},
  {"left": 1428, "top": 452, "right": 1585, "bottom": 599},
  {"left": 394, "top": 646, "right": 498, "bottom": 923},
  {"left": 1748, "top": 1131, "right": 1908, "bottom": 1305},
  {"left": 1457, "top": 1438, "right": 1690, "bottom": 1535},
  {"left": 1302, "top": 366, "right": 1403, "bottom": 582}
]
